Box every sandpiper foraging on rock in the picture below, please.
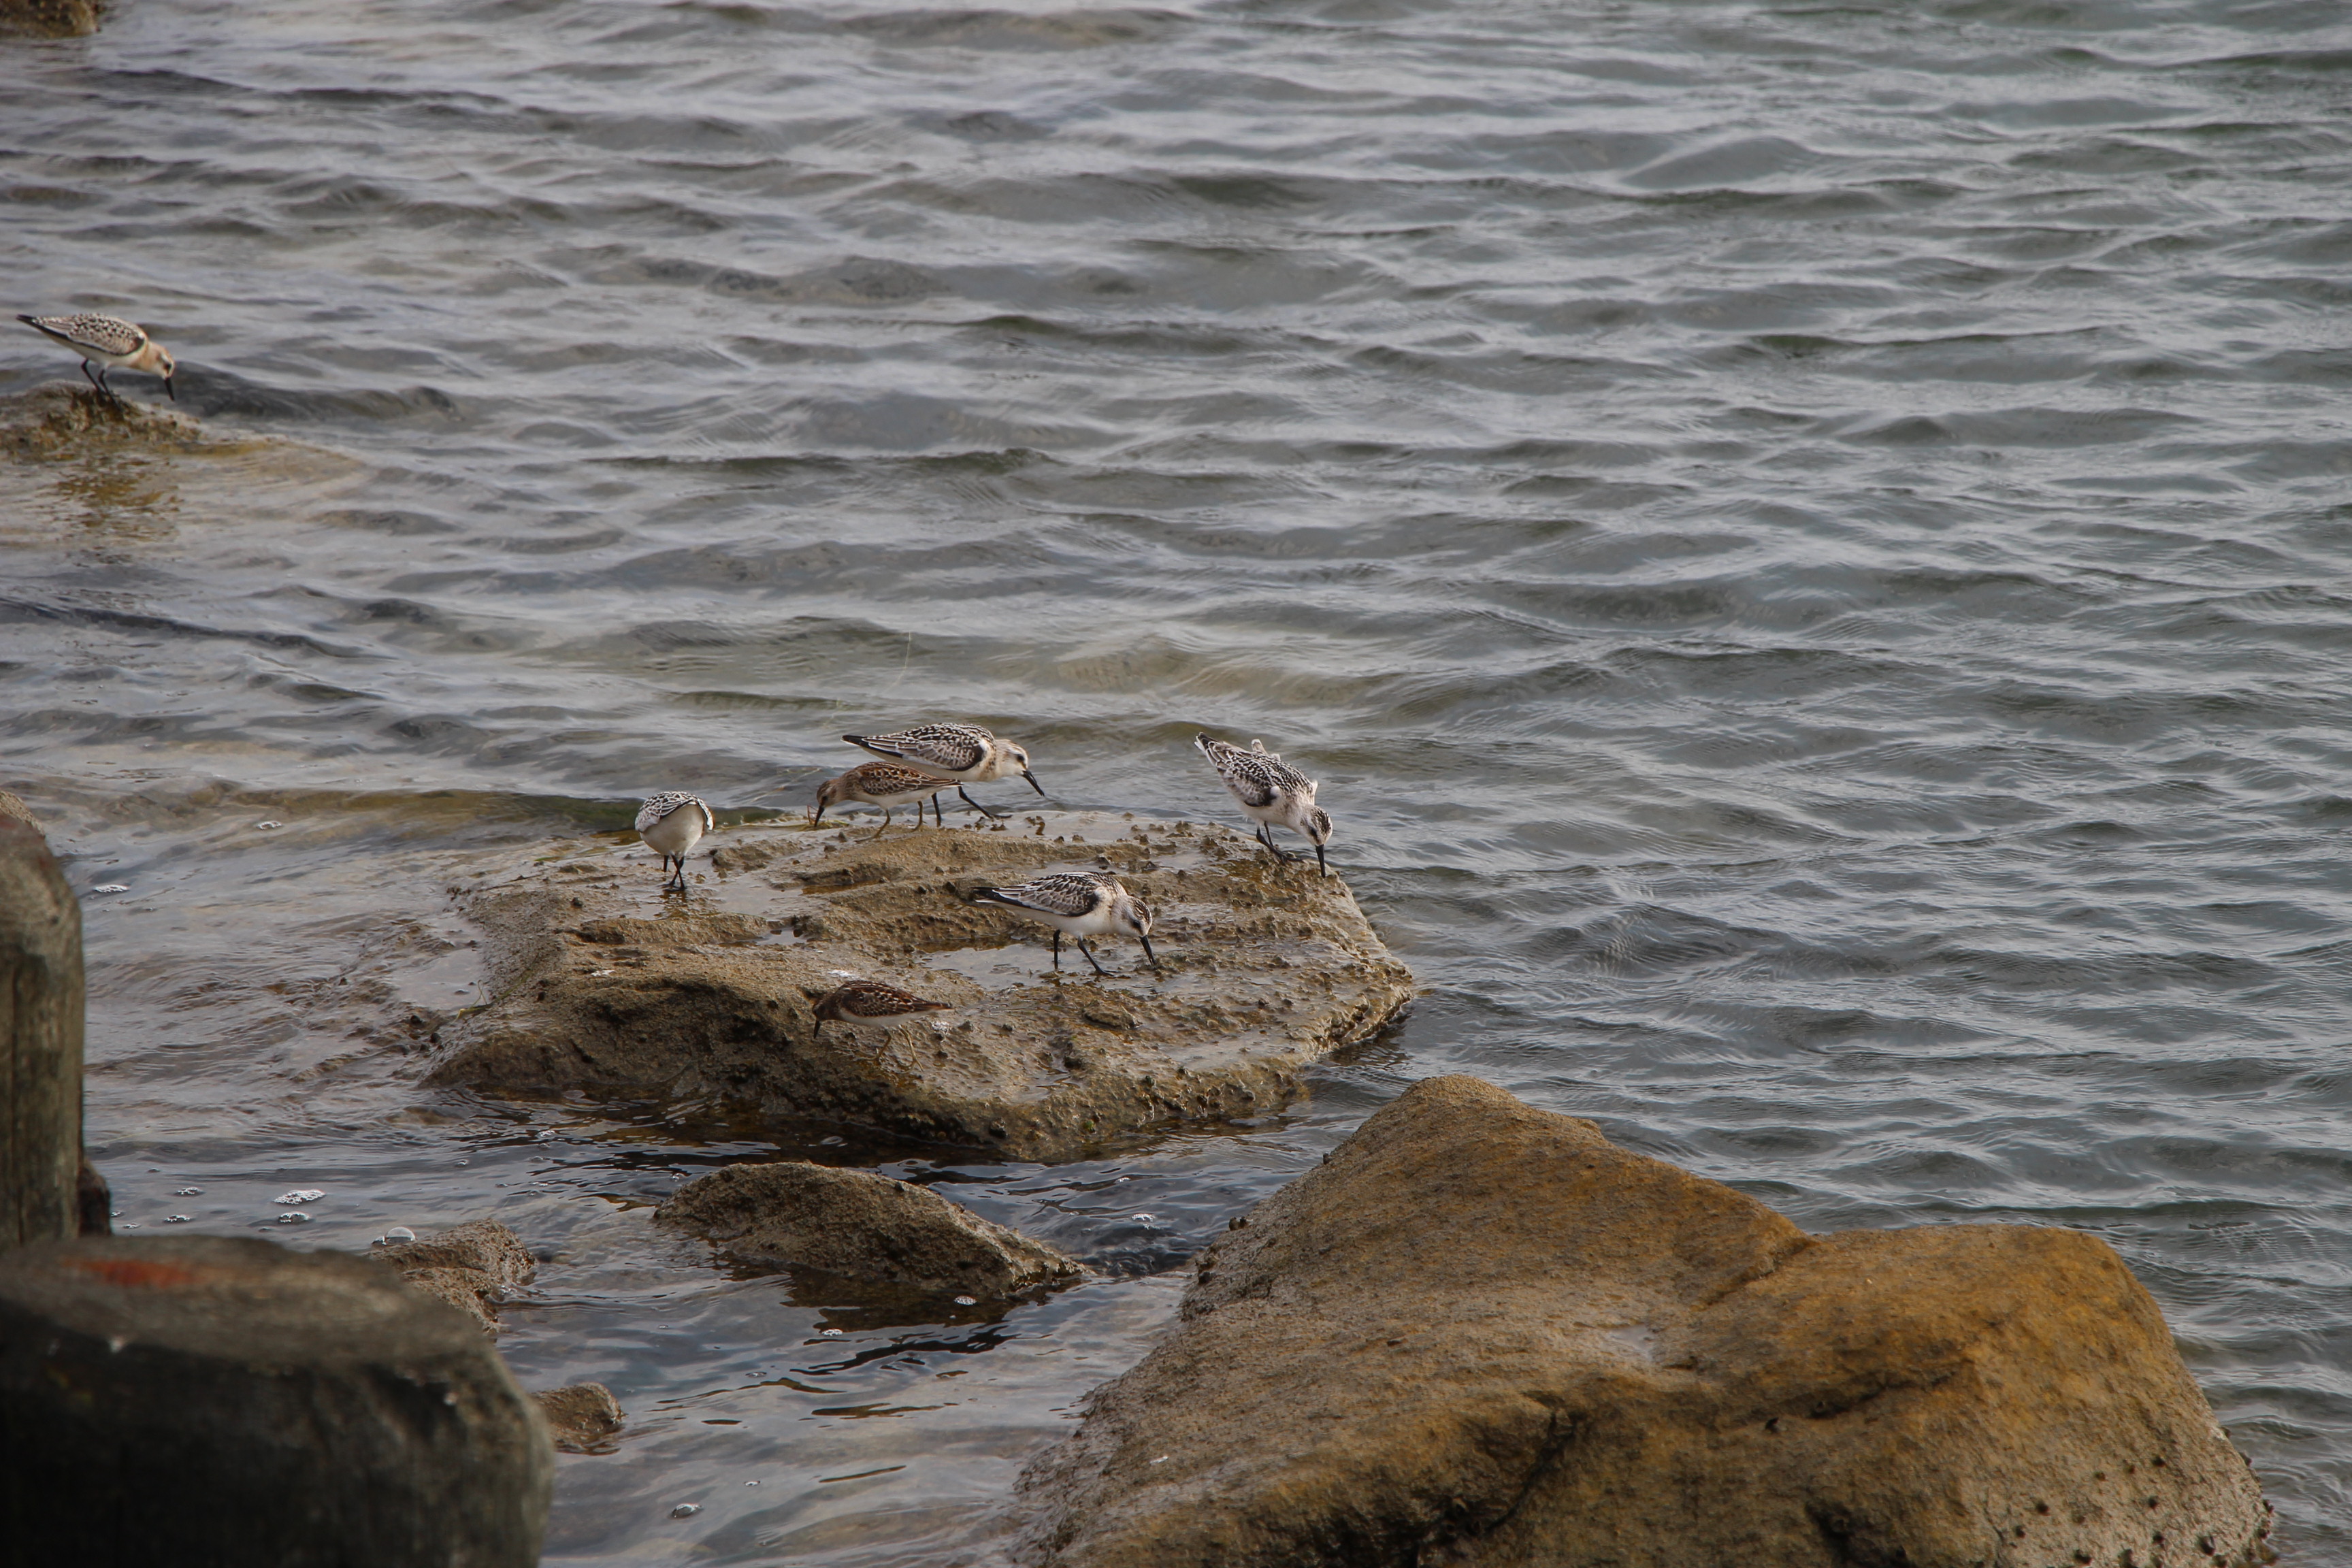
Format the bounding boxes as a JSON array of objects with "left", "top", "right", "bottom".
[
  {"left": 843, "top": 722, "right": 1043, "bottom": 819},
  {"left": 16, "top": 312, "right": 177, "bottom": 402},
  {"left": 634, "top": 791, "right": 715, "bottom": 890},
  {"left": 812, "top": 979, "right": 953, "bottom": 1025},
  {"left": 968, "top": 871, "right": 1158, "bottom": 977},
  {"left": 811, "top": 762, "right": 951, "bottom": 838},
  {"left": 1194, "top": 733, "right": 1332, "bottom": 875}
]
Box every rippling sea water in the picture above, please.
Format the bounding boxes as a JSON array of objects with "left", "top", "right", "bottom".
[{"left": 5, "top": 0, "right": 2351, "bottom": 1556}]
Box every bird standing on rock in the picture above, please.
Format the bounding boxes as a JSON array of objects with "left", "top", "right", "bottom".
[
  {"left": 843, "top": 723, "right": 1043, "bottom": 819},
  {"left": 1195, "top": 733, "right": 1332, "bottom": 874},
  {"left": 968, "top": 872, "right": 1158, "bottom": 977},
  {"left": 16, "top": 312, "right": 177, "bottom": 402},
  {"left": 635, "top": 791, "right": 715, "bottom": 891},
  {"left": 812, "top": 980, "right": 953, "bottom": 1024}
]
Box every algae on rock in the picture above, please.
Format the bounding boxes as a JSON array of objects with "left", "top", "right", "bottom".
[
  {"left": 426, "top": 812, "right": 1413, "bottom": 1159},
  {"left": 1011, "top": 1075, "right": 2276, "bottom": 1568}
]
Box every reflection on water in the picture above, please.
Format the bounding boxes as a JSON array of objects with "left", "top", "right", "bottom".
[{"left": 6, "top": 0, "right": 2352, "bottom": 1557}]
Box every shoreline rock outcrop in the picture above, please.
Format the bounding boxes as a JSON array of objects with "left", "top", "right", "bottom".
[
  {"left": 1011, "top": 1075, "right": 2274, "bottom": 1568},
  {"left": 425, "top": 812, "right": 1413, "bottom": 1159},
  {"left": 658, "top": 1160, "right": 1084, "bottom": 1299}
]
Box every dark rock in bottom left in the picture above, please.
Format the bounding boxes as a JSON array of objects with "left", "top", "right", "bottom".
[{"left": 0, "top": 1233, "right": 551, "bottom": 1567}]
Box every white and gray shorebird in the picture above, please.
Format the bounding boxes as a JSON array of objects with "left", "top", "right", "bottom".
[
  {"left": 634, "top": 791, "right": 715, "bottom": 890},
  {"left": 842, "top": 723, "right": 1043, "bottom": 820},
  {"left": 967, "top": 871, "right": 1157, "bottom": 977},
  {"left": 16, "top": 312, "right": 177, "bottom": 402},
  {"left": 809, "top": 761, "right": 951, "bottom": 838},
  {"left": 1194, "top": 733, "right": 1332, "bottom": 875}
]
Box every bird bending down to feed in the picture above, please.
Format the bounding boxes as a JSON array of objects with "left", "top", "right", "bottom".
[
  {"left": 16, "top": 313, "right": 176, "bottom": 402},
  {"left": 635, "top": 791, "right": 715, "bottom": 890},
  {"left": 843, "top": 722, "right": 1043, "bottom": 819},
  {"left": 968, "top": 871, "right": 1157, "bottom": 977},
  {"left": 810, "top": 762, "right": 951, "bottom": 838},
  {"left": 812, "top": 980, "right": 953, "bottom": 1024},
  {"left": 1194, "top": 733, "right": 1332, "bottom": 875}
]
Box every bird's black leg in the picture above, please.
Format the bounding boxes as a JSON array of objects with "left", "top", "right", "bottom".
[
  {"left": 1075, "top": 936, "right": 1109, "bottom": 977},
  {"left": 959, "top": 784, "right": 1006, "bottom": 821},
  {"left": 1051, "top": 930, "right": 1062, "bottom": 970},
  {"left": 1256, "top": 824, "right": 1298, "bottom": 863}
]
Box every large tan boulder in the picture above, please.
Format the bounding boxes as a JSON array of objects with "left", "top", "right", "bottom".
[
  {"left": 657, "top": 1160, "right": 1083, "bottom": 1298},
  {"left": 1012, "top": 1075, "right": 2275, "bottom": 1568},
  {"left": 426, "top": 811, "right": 1411, "bottom": 1160}
]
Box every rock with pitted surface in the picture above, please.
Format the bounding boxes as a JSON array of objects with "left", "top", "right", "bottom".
[
  {"left": 0, "top": 0, "right": 101, "bottom": 37},
  {"left": 369, "top": 1218, "right": 535, "bottom": 1336},
  {"left": 1011, "top": 1075, "right": 2276, "bottom": 1568},
  {"left": 425, "top": 811, "right": 1411, "bottom": 1159},
  {"left": 533, "top": 1382, "right": 625, "bottom": 1454},
  {"left": 658, "top": 1160, "right": 1083, "bottom": 1298}
]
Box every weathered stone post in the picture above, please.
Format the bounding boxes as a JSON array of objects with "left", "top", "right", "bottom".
[
  {"left": 0, "top": 1235, "right": 554, "bottom": 1565},
  {"left": 0, "top": 817, "right": 87, "bottom": 1251}
]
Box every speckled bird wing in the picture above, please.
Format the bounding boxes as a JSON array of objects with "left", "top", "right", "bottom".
[
  {"left": 984, "top": 872, "right": 1112, "bottom": 918},
  {"left": 849, "top": 723, "right": 990, "bottom": 772},
  {"left": 634, "top": 791, "right": 710, "bottom": 832},
  {"left": 1197, "top": 735, "right": 1310, "bottom": 809},
  {"left": 826, "top": 980, "right": 947, "bottom": 1017},
  {"left": 20, "top": 313, "right": 147, "bottom": 357}
]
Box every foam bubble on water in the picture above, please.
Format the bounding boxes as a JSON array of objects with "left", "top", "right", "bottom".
[
  {"left": 165, "top": 1214, "right": 191, "bottom": 1223},
  {"left": 670, "top": 1504, "right": 701, "bottom": 1519},
  {"left": 93, "top": 884, "right": 128, "bottom": 894},
  {"left": 275, "top": 1212, "right": 311, "bottom": 1224},
  {"left": 275, "top": 1189, "right": 324, "bottom": 1205},
  {"left": 174, "top": 1187, "right": 201, "bottom": 1196},
  {"left": 953, "top": 1295, "right": 977, "bottom": 1305}
]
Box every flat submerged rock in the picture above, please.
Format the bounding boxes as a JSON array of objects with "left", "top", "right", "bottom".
[{"left": 427, "top": 811, "right": 1413, "bottom": 1159}]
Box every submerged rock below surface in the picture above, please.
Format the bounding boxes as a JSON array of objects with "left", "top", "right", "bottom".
[
  {"left": 658, "top": 1161, "right": 1083, "bottom": 1298},
  {"left": 427, "top": 812, "right": 1412, "bottom": 1159},
  {"left": 1012, "top": 1075, "right": 2275, "bottom": 1568}
]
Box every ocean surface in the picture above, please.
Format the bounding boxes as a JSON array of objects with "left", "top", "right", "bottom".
[{"left": 4, "top": 0, "right": 2350, "bottom": 1556}]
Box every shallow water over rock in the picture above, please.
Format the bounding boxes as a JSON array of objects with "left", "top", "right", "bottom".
[{"left": 5, "top": 0, "right": 2351, "bottom": 1558}]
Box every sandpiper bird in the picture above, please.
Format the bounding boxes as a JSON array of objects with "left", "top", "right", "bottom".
[
  {"left": 811, "top": 761, "right": 951, "bottom": 838},
  {"left": 812, "top": 979, "right": 953, "bottom": 1024},
  {"left": 635, "top": 791, "right": 715, "bottom": 890},
  {"left": 1195, "top": 734, "right": 1332, "bottom": 875},
  {"left": 843, "top": 723, "right": 1043, "bottom": 819},
  {"left": 968, "top": 871, "right": 1157, "bottom": 977},
  {"left": 16, "top": 313, "right": 177, "bottom": 402}
]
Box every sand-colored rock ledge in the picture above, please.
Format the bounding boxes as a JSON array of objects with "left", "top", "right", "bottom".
[
  {"left": 425, "top": 813, "right": 1412, "bottom": 1159},
  {"left": 659, "top": 1161, "right": 1083, "bottom": 1298},
  {"left": 1011, "top": 1075, "right": 2275, "bottom": 1568}
]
